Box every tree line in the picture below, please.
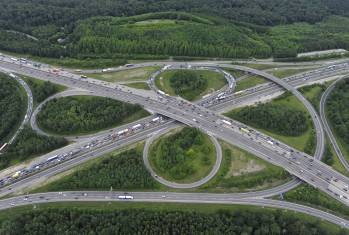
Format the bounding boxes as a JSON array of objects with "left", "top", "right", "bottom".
[
  {"left": 37, "top": 96, "right": 148, "bottom": 135},
  {"left": 0, "top": 207, "right": 346, "bottom": 235}
]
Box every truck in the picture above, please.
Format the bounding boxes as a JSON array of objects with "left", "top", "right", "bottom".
[
  {"left": 132, "top": 124, "right": 142, "bottom": 130},
  {"left": 157, "top": 90, "right": 165, "bottom": 95},
  {"left": 9, "top": 73, "right": 16, "bottom": 78},
  {"left": 47, "top": 155, "right": 59, "bottom": 162},
  {"left": 117, "top": 129, "right": 129, "bottom": 136},
  {"left": 221, "top": 120, "right": 232, "bottom": 126},
  {"left": 240, "top": 127, "right": 250, "bottom": 134},
  {"left": 0, "top": 143, "right": 8, "bottom": 152},
  {"left": 12, "top": 171, "right": 21, "bottom": 178},
  {"left": 118, "top": 195, "right": 134, "bottom": 200},
  {"left": 152, "top": 117, "right": 161, "bottom": 122}
]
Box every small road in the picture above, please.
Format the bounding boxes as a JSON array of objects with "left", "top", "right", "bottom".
[
  {"left": 1, "top": 191, "right": 348, "bottom": 228},
  {"left": 143, "top": 126, "right": 223, "bottom": 189},
  {"left": 320, "top": 76, "right": 349, "bottom": 171},
  {"left": 30, "top": 89, "right": 95, "bottom": 138}
]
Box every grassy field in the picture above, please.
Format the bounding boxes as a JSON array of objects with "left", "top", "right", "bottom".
[
  {"left": 271, "top": 68, "right": 312, "bottom": 78},
  {"left": 237, "top": 63, "right": 283, "bottom": 70},
  {"left": 155, "top": 69, "right": 227, "bottom": 100},
  {"left": 123, "top": 82, "right": 150, "bottom": 90},
  {"left": 0, "top": 201, "right": 344, "bottom": 234},
  {"left": 200, "top": 141, "right": 290, "bottom": 192},
  {"left": 149, "top": 128, "right": 217, "bottom": 184},
  {"left": 88, "top": 66, "right": 160, "bottom": 83},
  {"left": 235, "top": 75, "right": 267, "bottom": 91}
]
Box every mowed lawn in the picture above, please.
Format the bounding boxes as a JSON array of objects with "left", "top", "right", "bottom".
[{"left": 88, "top": 66, "right": 160, "bottom": 83}]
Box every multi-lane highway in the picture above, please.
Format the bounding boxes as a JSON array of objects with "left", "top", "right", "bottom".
[
  {"left": 1, "top": 55, "right": 349, "bottom": 206},
  {"left": 0, "top": 191, "right": 348, "bottom": 228},
  {"left": 320, "top": 76, "right": 349, "bottom": 171},
  {"left": 1, "top": 54, "right": 349, "bottom": 228}
]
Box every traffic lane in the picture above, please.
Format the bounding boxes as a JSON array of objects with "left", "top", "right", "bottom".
[
  {"left": 1, "top": 191, "right": 348, "bottom": 228},
  {"left": 0, "top": 121, "right": 177, "bottom": 198}
]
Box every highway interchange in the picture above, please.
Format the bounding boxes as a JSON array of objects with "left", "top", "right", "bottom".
[{"left": 0, "top": 53, "right": 349, "bottom": 227}]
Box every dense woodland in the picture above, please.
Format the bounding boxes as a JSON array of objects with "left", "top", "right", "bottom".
[
  {"left": 152, "top": 127, "right": 212, "bottom": 180},
  {"left": 0, "top": 1, "right": 349, "bottom": 59},
  {"left": 326, "top": 79, "right": 349, "bottom": 153},
  {"left": 0, "top": 127, "right": 67, "bottom": 170},
  {"left": 0, "top": 207, "right": 346, "bottom": 235},
  {"left": 169, "top": 70, "right": 208, "bottom": 100},
  {"left": 0, "top": 74, "right": 25, "bottom": 145},
  {"left": 42, "top": 148, "right": 159, "bottom": 191},
  {"left": 227, "top": 103, "right": 308, "bottom": 136},
  {"left": 37, "top": 96, "right": 149, "bottom": 135}
]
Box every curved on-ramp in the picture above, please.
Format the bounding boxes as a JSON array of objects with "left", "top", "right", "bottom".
[
  {"left": 143, "top": 126, "right": 222, "bottom": 189},
  {"left": 320, "top": 76, "right": 349, "bottom": 171}
]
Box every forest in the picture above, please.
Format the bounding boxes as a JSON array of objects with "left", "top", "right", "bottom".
[
  {"left": 0, "top": 126, "right": 67, "bottom": 170},
  {"left": 227, "top": 103, "right": 308, "bottom": 136},
  {"left": 37, "top": 96, "right": 149, "bottom": 135},
  {"left": 151, "top": 127, "right": 213, "bottom": 181},
  {"left": 326, "top": 79, "right": 349, "bottom": 154},
  {"left": 0, "top": 207, "right": 346, "bottom": 235},
  {"left": 41, "top": 148, "right": 159, "bottom": 192},
  {"left": 0, "top": 1, "right": 349, "bottom": 60},
  {"left": 169, "top": 70, "right": 208, "bottom": 100},
  {"left": 0, "top": 73, "right": 25, "bottom": 145}
]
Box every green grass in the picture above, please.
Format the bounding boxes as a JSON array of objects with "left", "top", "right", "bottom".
[
  {"left": 200, "top": 141, "right": 290, "bottom": 192},
  {"left": 88, "top": 66, "right": 160, "bottom": 83},
  {"left": 271, "top": 68, "right": 312, "bottom": 78},
  {"left": 0, "top": 201, "right": 344, "bottom": 234},
  {"left": 237, "top": 63, "right": 283, "bottom": 70},
  {"left": 225, "top": 93, "right": 316, "bottom": 154},
  {"left": 149, "top": 128, "right": 217, "bottom": 184},
  {"left": 155, "top": 69, "right": 227, "bottom": 101},
  {"left": 235, "top": 75, "right": 267, "bottom": 91},
  {"left": 123, "top": 82, "right": 150, "bottom": 90}
]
